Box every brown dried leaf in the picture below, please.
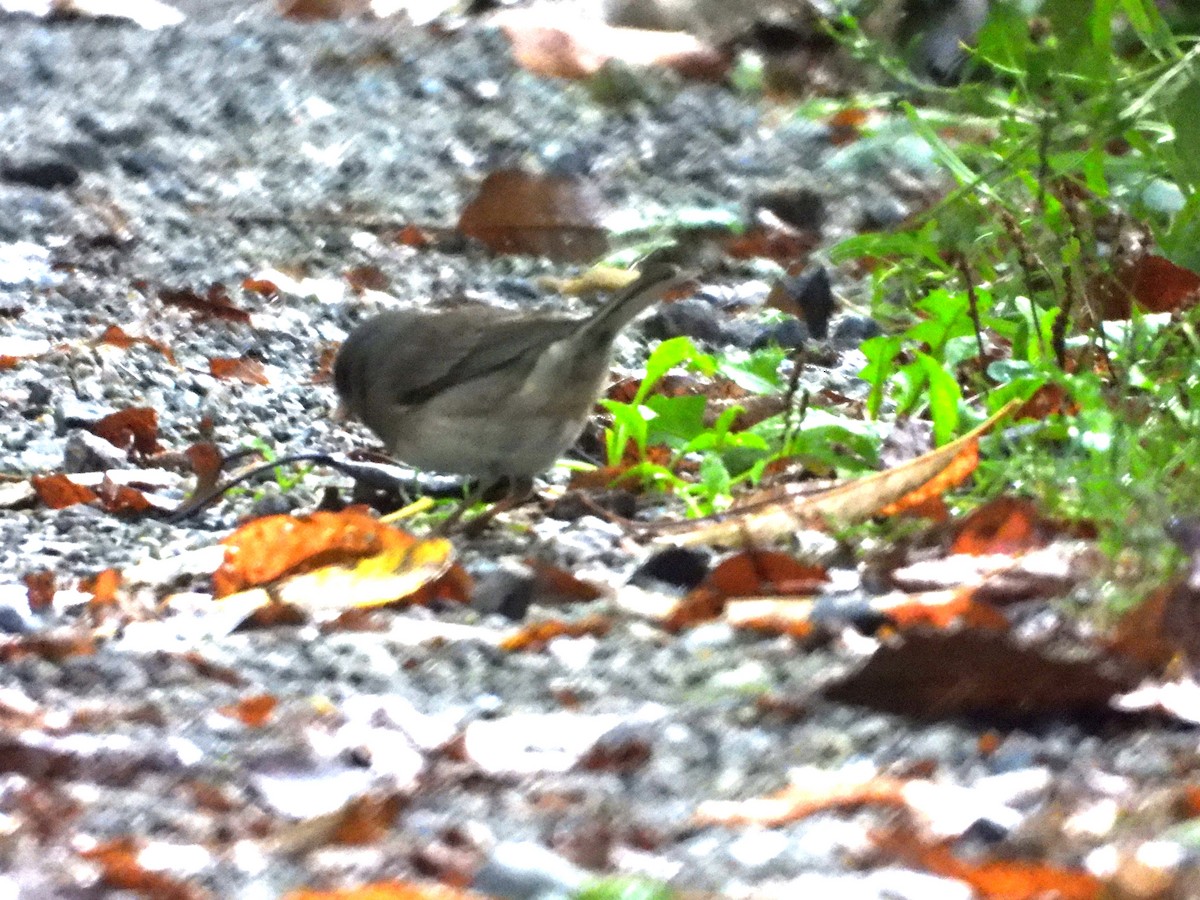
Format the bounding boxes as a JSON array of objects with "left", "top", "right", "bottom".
[
  {"left": 159, "top": 283, "right": 252, "bottom": 325},
  {"left": 80, "top": 837, "right": 206, "bottom": 900},
  {"left": 24, "top": 570, "right": 55, "bottom": 611},
  {"left": 696, "top": 770, "right": 907, "bottom": 827},
  {"left": 458, "top": 169, "right": 608, "bottom": 263},
  {"left": 874, "top": 827, "right": 1103, "bottom": 900},
  {"left": 89, "top": 407, "right": 159, "bottom": 455},
  {"left": 496, "top": 9, "right": 730, "bottom": 82},
  {"left": 218, "top": 693, "right": 278, "bottom": 728},
  {"left": 209, "top": 356, "right": 269, "bottom": 385},
  {"left": 822, "top": 630, "right": 1136, "bottom": 719},
  {"left": 656, "top": 401, "right": 1019, "bottom": 547},
  {"left": 31, "top": 474, "right": 99, "bottom": 509},
  {"left": 95, "top": 324, "right": 177, "bottom": 365}
]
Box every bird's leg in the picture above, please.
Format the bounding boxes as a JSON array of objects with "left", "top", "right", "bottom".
[
  {"left": 430, "top": 478, "right": 491, "bottom": 536},
  {"left": 457, "top": 475, "right": 536, "bottom": 537}
]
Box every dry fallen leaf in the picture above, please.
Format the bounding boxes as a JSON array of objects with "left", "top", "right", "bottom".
[
  {"left": 822, "top": 629, "right": 1137, "bottom": 720},
  {"left": 209, "top": 356, "right": 270, "bottom": 385},
  {"left": 158, "top": 283, "right": 252, "bottom": 325},
  {"left": 457, "top": 168, "right": 608, "bottom": 262},
  {"left": 495, "top": 8, "right": 730, "bottom": 82},
  {"left": 874, "top": 827, "right": 1103, "bottom": 900},
  {"left": 214, "top": 509, "right": 470, "bottom": 614},
  {"left": 89, "top": 407, "right": 160, "bottom": 456},
  {"left": 80, "top": 837, "right": 206, "bottom": 899},
  {"left": 286, "top": 882, "right": 486, "bottom": 899},
  {"left": 31, "top": 474, "right": 99, "bottom": 510},
  {"left": 95, "top": 324, "right": 176, "bottom": 365},
  {"left": 656, "top": 401, "right": 1019, "bottom": 547},
  {"left": 218, "top": 693, "right": 278, "bottom": 728},
  {"left": 695, "top": 767, "right": 908, "bottom": 827}
]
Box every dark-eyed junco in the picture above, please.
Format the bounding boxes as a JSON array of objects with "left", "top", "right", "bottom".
[{"left": 334, "top": 262, "right": 688, "bottom": 522}]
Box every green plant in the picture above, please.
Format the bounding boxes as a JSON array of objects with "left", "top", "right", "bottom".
[
  {"left": 599, "top": 337, "right": 881, "bottom": 515},
  {"left": 241, "top": 437, "right": 314, "bottom": 496},
  {"left": 826, "top": 0, "right": 1200, "bottom": 548}
]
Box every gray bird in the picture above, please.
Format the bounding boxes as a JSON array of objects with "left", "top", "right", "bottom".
[{"left": 334, "top": 262, "right": 687, "bottom": 525}]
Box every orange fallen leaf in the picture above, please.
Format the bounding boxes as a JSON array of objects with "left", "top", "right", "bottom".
[
  {"left": 24, "top": 570, "right": 55, "bottom": 611},
  {"left": 878, "top": 439, "right": 978, "bottom": 517},
  {"left": 83, "top": 568, "right": 122, "bottom": 607},
  {"left": 499, "top": 615, "right": 611, "bottom": 651},
  {"left": 219, "top": 693, "right": 278, "bottom": 727},
  {"left": 950, "top": 496, "right": 1054, "bottom": 556},
  {"left": 344, "top": 264, "right": 389, "bottom": 293},
  {"left": 31, "top": 474, "right": 99, "bottom": 509},
  {"left": 286, "top": 882, "right": 486, "bottom": 899},
  {"left": 89, "top": 407, "right": 159, "bottom": 456},
  {"left": 81, "top": 837, "right": 205, "bottom": 900},
  {"left": 0, "top": 631, "right": 95, "bottom": 663},
  {"left": 331, "top": 793, "right": 403, "bottom": 845},
  {"left": 215, "top": 509, "right": 406, "bottom": 596},
  {"left": 209, "top": 356, "right": 269, "bottom": 385},
  {"left": 666, "top": 550, "right": 829, "bottom": 630},
  {"left": 242, "top": 277, "right": 280, "bottom": 296},
  {"left": 95, "top": 476, "right": 154, "bottom": 515},
  {"left": 656, "top": 401, "right": 1019, "bottom": 547},
  {"left": 95, "top": 324, "right": 176, "bottom": 365},
  {"left": 214, "top": 509, "right": 469, "bottom": 612},
  {"left": 875, "top": 827, "right": 1103, "bottom": 900}
]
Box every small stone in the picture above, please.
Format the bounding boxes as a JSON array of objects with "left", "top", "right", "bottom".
[
  {"left": 0, "top": 157, "right": 80, "bottom": 190},
  {"left": 643, "top": 297, "right": 723, "bottom": 344},
  {"left": 831, "top": 314, "right": 882, "bottom": 349},
  {"left": 473, "top": 841, "right": 589, "bottom": 899},
  {"left": 471, "top": 560, "right": 536, "bottom": 620},
  {"left": 63, "top": 430, "right": 129, "bottom": 473},
  {"left": 632, "top": 547, "right": 710, "bottom": 590}
]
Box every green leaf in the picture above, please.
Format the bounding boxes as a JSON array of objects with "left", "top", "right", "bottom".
[
  {"left": 1157, "top": 191, "right": 1200, "bottom": 273},
  {"left": 600, "top": 400, "right": 651, "bottom": 464},
  {"left": 698, "top": 453, "right": 732, "bottom": 501},
  {"left": 916, "top": 352, "right": 962, "bottom": 445},
  {"left": 901, "top": 103, "right": 992, "bottom": 198},
  {"left": 860, "top": 335, "right": 904, "bottom": 418},
  {"left": 974, "top": 2, "right": 1033, "bottom": 75},
  {"left": 716, "top": 346, "right": 787, "bottom": 394},
  {"left": 1165, "top": 76, "right": 1200, "bottom": 192},
  {"left": 644, "top": 394, "right": 707, "bottom": 448},
  {"left": 638, "top": 337, "right": 710, "bottom": 404},
  {"left": 1118, "top": 0, "right": 1176, "bottom": 53}
]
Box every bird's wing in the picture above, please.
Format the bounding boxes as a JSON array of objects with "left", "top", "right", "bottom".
[{"left": 371, "top": 308, "right": 578, "bottom": 406}]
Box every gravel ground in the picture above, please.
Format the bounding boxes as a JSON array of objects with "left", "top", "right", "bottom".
[{"left": 1, "top": 2, "right": 1199, "bottom": 898}]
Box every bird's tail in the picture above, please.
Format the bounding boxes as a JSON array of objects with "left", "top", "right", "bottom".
[{"left": 574, "top": 262, "right": 688, "bottom": 345}]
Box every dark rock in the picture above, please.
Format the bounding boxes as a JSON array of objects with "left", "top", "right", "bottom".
[
  {"left": 547, "top": 489, "right": 637, "bottom": 522},
  {"left": 632, "top": 546, "right": 711, "bottom": 590},
  {"left": 52, "top": 139, "right": 108, "bottom": 172},
  {"left": 755, "top": 187, "right": 825, "bottom": 232},
  {"left": 248, "top": 491, "right": 296, "bottom": 519},
  {"left": 471, "top": 560, "right": 536, "bottom": 620},
  {"left": 831, "top": 314, "right": 882, "bottom": 348},
  {"left": 63, "top": 430, "right": 128, "bottom": 473},
  {"left": 643, "top": 297, "right": 723, "bottom": 344},
  {"left": 858, "top": 196, "right": 909, "bottom": 230},
  {"left": 1, "top": 157, "right": 80, "bottom": 190},
  {"left": 752, "top": 316, "right": 808, "bottom": 350}
]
